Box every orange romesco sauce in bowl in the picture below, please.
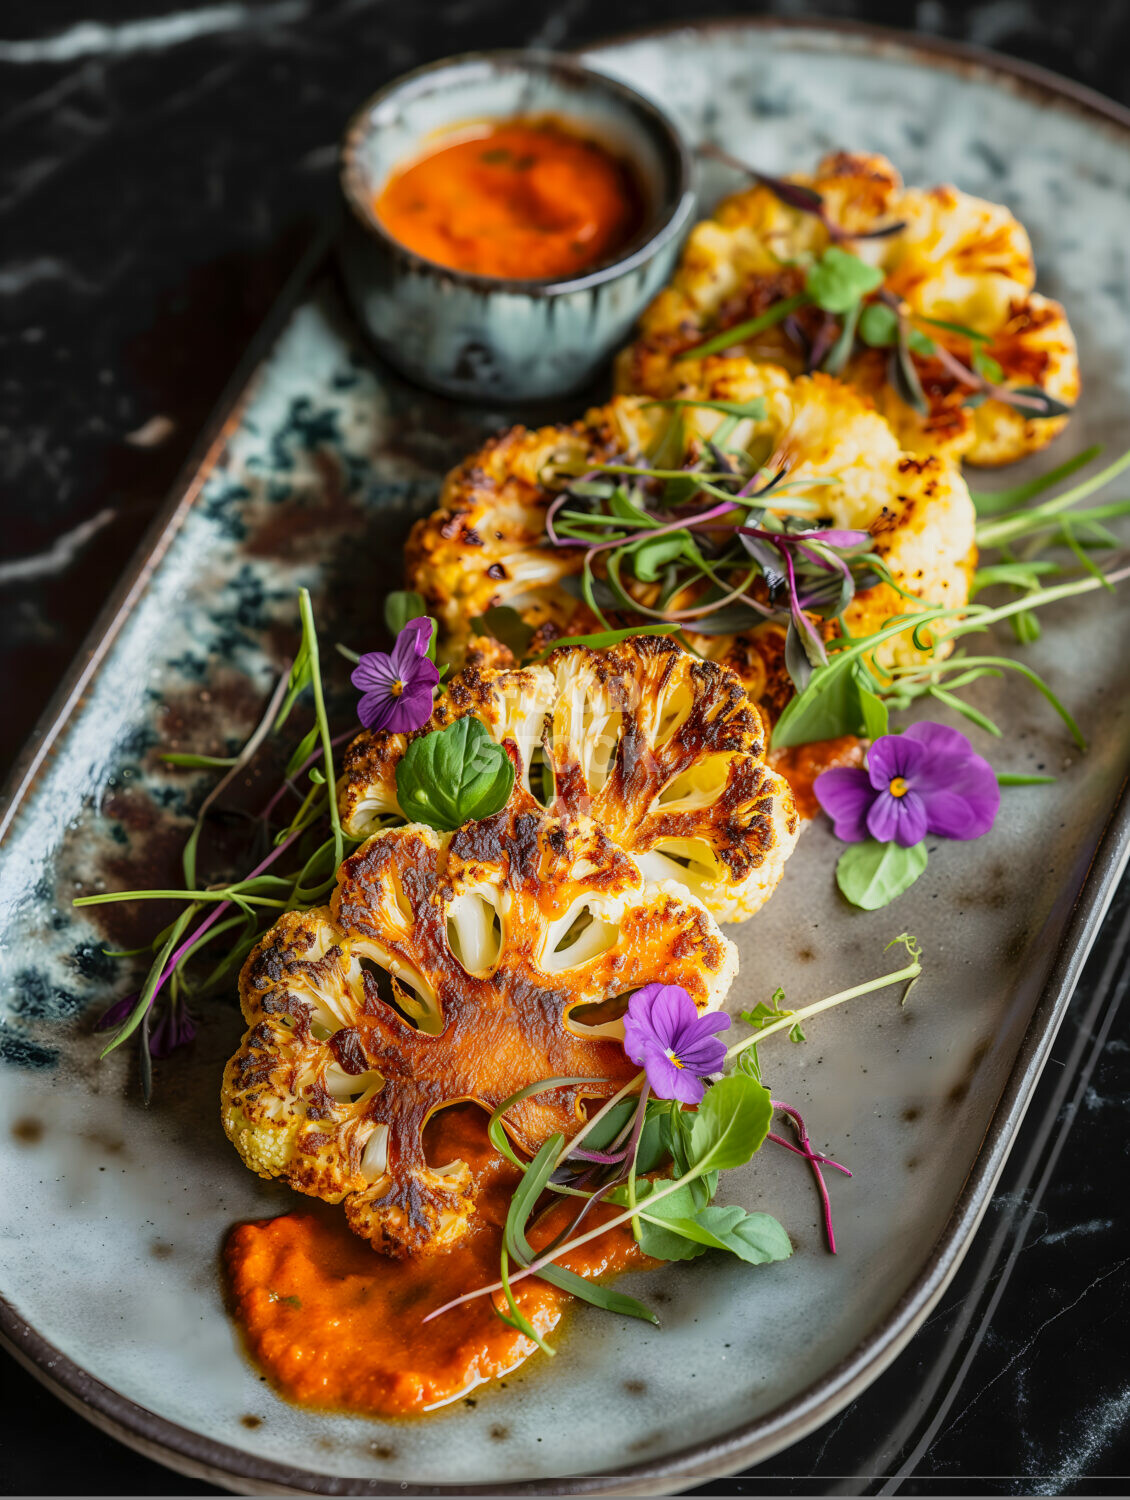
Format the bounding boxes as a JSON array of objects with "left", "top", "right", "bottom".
[
  {"left": 374, "top": 119, "right": 644, "bottom": 280},
  {"left": 225, "top": 1105, "right": 643, "bottom": 1416}
]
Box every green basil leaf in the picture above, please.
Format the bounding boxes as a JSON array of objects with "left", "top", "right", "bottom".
[
  {"left": 395, "top": 718, "right": 514, "bottom": 832},
  {"left": 835, "top": 839, "right": 928, "bottom": 910},
  {"left": 663, "top": 1205, "right": 793, "bottom": 1265},
  {"left": 805, "top": 247, "right": 884, "bottom": 315},
  {"left": 771, "top": 655, "right": 881, "bottom": 750},
  {"left": 469, "top": 605, "right": 535, "bottom": 659},
  {"left": 689, "top": 1074, "right": 773, "bottom": 1173},
  {"left": 384, "top": 590, "right": 427, "bottom": 638},
  {"left": 857, "top": 302, "right": 900, "bottom": 348}
]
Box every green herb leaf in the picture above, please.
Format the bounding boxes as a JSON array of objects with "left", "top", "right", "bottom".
[
  {"left": 821, "top": 299, "right": 862, "bottom": 375},
  {"left": 469, "top": 605, "right": 536, "bottom": 659},
  {"left": 997, "top": 771, "right": 1056, "bottom": 786},
  {"left": 487, "top": 1078, "right": 606, "bottom": 1169},
  {"left": 580, "top": 1097, "right": 673, "bottom": 1174},
  {"left": 661, "top": 1205, "right": 793, "bottom": 1265},
  {"left": 858, "top": 302, "right": 900, "bottom": 348},
  {"left": 770, "top": 655, "right": 886, "bottom": 750},
  {"left": 972, "top": 348, "right": 1004, "bottom": 384},
  {"left": 285, "top": 724, "right": 319, "bottom": 780},
  {"left": 969, "top": 445, "right": 1101, "bottom": 516},
  {"left": 835, "top": 839, "right": 928, "bottom": 910},
  {"left": 644, "top": 396, "right": 769, "bottom": 421},
  {"left": 739, "top": 986, "right": 794, "bottom": 1033},
  {"left": 889, "top": 334, "right": 929, "bottom": 416},
  {"left": 395, "top": 718, "right": 514, "bottom": 832},
  {"left": 506, "top": 1135, "right": 658, "bottom": 1324},
  {"left": 159, "top": 752, "right": 239, "bottom": 770},
  {"left": 677, "top": 293, "right": 809, "bottom": 361},
  {"left": 907, "top": 327, "right": 936, "bottom": 357},
  {"left": 632, "top": 533, "right": 689, "bottom": 582},
  {"left": 1000, "top": 385, "right": 1074, "bottom": 419},
  {"left": 805, "top": 247, "right": 884, "bottom": 315},
  {"left": 627, "top": 1179, "right": 713, "bottom": 1261},
  {"left": 914, "top": 313, "right": 991, "bottom": 343},
  {"left": 689, "top": 1073, "right": 774, "bottom": 1173},
  {"left": 384, "top": 590, "right": 427, "bottom": 638}
]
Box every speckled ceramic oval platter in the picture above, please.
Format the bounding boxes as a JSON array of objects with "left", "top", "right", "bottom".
[{"left": 3, "top": 20, "right": 1130, "bottom": 1496}]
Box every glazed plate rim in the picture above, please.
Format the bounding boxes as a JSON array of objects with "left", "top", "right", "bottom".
[{"left": 3, "top": 16, "right": 1130, "bottom": 1496}]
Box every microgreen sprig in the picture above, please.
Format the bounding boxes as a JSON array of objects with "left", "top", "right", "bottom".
[
  {"left": 540, "top": 397, "right": 885, "bottom": 686},
  {"left": 76, "top": 589, "right": 366, "bottom": 1098},
  {"left": 426, "top": 939, "right": 922, "bottom": 1328}
]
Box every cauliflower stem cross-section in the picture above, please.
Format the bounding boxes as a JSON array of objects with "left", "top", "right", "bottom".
[
  {"left": 222, "top": 803, "right": 737, "bottom": 1258},
  {"left": 341, "top": 634, "right": 799, "bottom": 924}
]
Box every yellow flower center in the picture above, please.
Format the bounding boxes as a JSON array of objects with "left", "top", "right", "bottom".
[
  {"left": 889, "top": 776, "right": 909, "bottom": 798},
  {"left": 664, "top": 1048, "right": 685, "bottom": 1070},
  {"left": 390, "top": 679, "right": 404, "bottom": 698}
]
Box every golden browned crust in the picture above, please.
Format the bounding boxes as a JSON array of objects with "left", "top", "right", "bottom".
[
  {"left": 222, "top": 805, "right": 737, "bottom": 1256},
  {"left": 340, "top": 635, "right": 799, "bottom": 924},
  {"left": 617, "top": 151, "right": 1078, "bottom": 467}
]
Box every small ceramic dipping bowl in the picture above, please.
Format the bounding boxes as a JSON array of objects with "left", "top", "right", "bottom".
[{"left": 338, "top": 50, "right": 695, "bottom": 402}]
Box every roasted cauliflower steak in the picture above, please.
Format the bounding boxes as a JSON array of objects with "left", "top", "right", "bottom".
[
  {"left": 222, "top": 804, "right": 737, "bottom": 1257},
  {"left": 340, "top": 634, "right": 799, "bottom": 924},
  {"left": 406, "top": 361, "right": 976, "bottom": 712},
  {"left": 617, "top": 150, "right": 1078, "bottom": 467}
]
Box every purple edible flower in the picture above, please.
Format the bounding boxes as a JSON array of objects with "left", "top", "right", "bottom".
[
  {"left": 622, "top": 982, "right": 731, "bottom": 1105},
  {"left": 351, "top": 618, "right": 439, "bottom": 733},
  {"left": 814, "top": 721, "right": 1000, "bottom": 849}
]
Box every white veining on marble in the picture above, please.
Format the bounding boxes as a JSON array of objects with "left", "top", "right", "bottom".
[
  {"left": 0, "top": 2, "right": 310, "bottom": 65},
  {"left": 0, "top": 508, "right": 117, "bottom": 586}
]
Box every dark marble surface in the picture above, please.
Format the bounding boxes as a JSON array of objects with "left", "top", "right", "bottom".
[{"left": 1, "top": 1, "right": 1128, "bottom": 1494}]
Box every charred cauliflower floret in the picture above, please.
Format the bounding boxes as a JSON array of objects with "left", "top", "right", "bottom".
[
  {"left": 340, "top": 635, "right": 799, "bottom": 924},
  {"left": 618, "top": 151, "right": 1078, "bottom": 467},
  {"left": 406, "top": 361, "right": 976, "bottom": 712},
  {"left": 222, "top": 805, "right": 737, "bottom": 1257}
]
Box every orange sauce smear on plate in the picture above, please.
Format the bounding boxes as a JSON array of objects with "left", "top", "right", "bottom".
[
  {"left": 771, "top": 735, "right": 864, "bottom": 820},
  {"left": 225, "top": 1104, "right": 643, "bottom": 1417},
  {"left": 374, "top": 118, "right": 644, "bottom": 280}
]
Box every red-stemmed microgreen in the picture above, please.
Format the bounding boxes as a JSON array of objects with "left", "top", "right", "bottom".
[
  {"left": 676, "top": 150, "right": 1072, "bottom": 420},
  {"left": 538, "top": 397, "right": 888, "bottom": 687},
  {"left": 74, "top": 587, "right": 425, "bottom": 1099},
  {"left": 426, "top": 940, "right": 923, "bottom": 1331}
]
